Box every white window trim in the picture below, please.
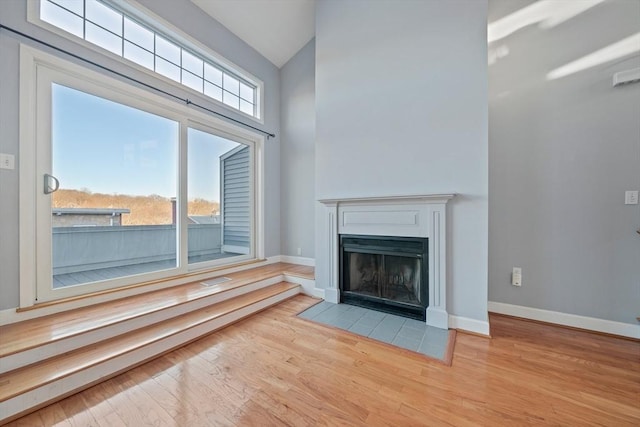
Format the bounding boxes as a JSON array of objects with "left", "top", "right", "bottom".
[
  {"left": 19, "top": 44, "right": 265, "bottom": 306},
  {"left": 26, "top": 0, "right": 265, "bottom": 124}
]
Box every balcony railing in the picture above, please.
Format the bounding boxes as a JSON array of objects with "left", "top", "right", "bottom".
[{"left": 52, "top": 224, "right": 227, "bottom": 288}]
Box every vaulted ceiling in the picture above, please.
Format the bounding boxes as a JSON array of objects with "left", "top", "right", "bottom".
[{"left": 191, "top": 0, "right": 315, "bottom": 68}]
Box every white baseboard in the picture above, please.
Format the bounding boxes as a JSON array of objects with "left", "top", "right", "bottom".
[
  {"left": 279, "top": 255, "right": 315, "bottom": 267},
  {"left": 488, "top": 301, "right": 640, "bottom": 340},
  {"left": 324, "top": 288, "right": 339, "bottom": 304},
  {"left": 283, "top": 275, "right": 317, "bottom": 297},
  {"left": 0, "top": 307, "right": 18, "bottom": 326},
  {"left": 448, "top": 315, "right": 491, "bottom": 336},
  {"left": 426, "top": 307, "right": 449, "bottom": 330},
  {"left": 311, "top": 287, "right": 325, "bottom": 299}
]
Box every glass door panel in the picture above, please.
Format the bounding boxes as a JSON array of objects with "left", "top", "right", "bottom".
[
  {"left": 187, "top": 127, "right": 251, "bottom": 265},
  {"left": 50, "top": 83, "right": 178, "bottom": 289}
]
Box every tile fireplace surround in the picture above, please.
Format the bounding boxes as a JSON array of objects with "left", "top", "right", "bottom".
[{"left": 318, "top": 194, "right": 455, "bottom": 330}]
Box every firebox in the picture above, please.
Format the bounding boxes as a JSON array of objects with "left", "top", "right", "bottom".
[{"left": 339, "top": 235, "right": 428, "bottom": 320}]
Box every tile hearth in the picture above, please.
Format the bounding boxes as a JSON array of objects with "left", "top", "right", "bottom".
[{"left": 298, "top": 301, "right": 451, "bottom": 362}]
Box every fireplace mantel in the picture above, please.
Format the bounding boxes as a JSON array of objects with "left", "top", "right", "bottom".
[
  {"left": 318, "top": 194, "right": 454, "bottom": 329},
  {"left": 318, "top": 194, "right": 455, "bottom": 204}
]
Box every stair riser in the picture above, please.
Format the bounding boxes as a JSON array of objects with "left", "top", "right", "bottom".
[
  {"left": 0, "top": 287, "right": 300, "bottom": 425},
  {"left": 283, "top": 274, "right": 320, "bottom": 298},
  {"left": 0, "top": 276, "right": 285, "bottom": 374}
]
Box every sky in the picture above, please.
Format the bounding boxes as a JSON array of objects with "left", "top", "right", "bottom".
[{"left": 52, "top": 84, "right": 241, "bottom": 202}]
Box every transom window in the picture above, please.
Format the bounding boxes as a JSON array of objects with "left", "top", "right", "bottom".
[{"left": 37, "top": 0, "right": 259, "bottom": 118}]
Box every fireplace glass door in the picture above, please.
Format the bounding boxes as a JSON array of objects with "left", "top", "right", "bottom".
[{"left": 340, "top": 235, "right": 428, "bottom": 320}]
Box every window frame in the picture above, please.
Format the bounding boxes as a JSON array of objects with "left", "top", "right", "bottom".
[
  {"left": 19, "top": 44, "right": 265, "bottom": 306},
  {"left": 26, "top": 0, "right": 264, "bottom": 124}
]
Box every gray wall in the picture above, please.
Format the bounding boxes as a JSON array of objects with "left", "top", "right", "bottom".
[
  {"left": 0, "top": 0, "right": 280, "bottom": 310},
  {"left": 314, "top": 0, "right": 489, "bottom": 322},
  {"left": 280, "top": 39, "right": 316, "bottom": 258},
  {"left": 488, "top": 0, "right": 640, "bottom": 324}
]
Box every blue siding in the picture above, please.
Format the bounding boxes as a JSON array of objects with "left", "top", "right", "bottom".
[{"left": 221, "top": 146, "right": 250, "bottom": 253}]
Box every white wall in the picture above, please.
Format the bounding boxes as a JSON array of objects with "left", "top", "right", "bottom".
[
  {"left": 488, "top": 0, "right": 640, "bottom": 324},
  {"left": 280, "top": 39, "right": 316, "bottom": 258},
  {"left": 315, "top": 0, "right": 489, "bottom": 324},
  {"left": 0, "top": 0, "right": 281, "bottom": 310}
]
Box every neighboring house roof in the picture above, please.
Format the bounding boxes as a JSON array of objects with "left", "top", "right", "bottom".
[
  {"left": 189, "top": 215, "right": 220, "bottom": 224},
  {"left": 52, "top": 208, "right": 130, "bottom": 215}
]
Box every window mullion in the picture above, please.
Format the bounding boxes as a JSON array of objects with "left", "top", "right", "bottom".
[
  {"left": 153, "top": 34, "right": 157, "bottom": 73},
  {"left": 179, "top": 47, "right": 183, "bottom": 87},
  {"left": 177, "top": 120, "right": 189, "bottom": 271},
  {"left": 82, "top": 0, "right": 87, "bottom": 38},
  {"left": 120, "top": 13, "right": 124, "bottom": 57}
]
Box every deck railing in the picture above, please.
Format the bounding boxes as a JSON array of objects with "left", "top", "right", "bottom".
[{"left": 52, "top": 224, "right": 222, "bottom": 275}]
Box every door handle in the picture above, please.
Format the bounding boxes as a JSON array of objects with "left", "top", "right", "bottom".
[{"left": 44, "top": 174, "right": 60, "bottom": 195}]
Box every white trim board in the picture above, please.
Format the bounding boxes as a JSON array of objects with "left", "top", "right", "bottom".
[
  {"left": 488, "top": 301, "right": 640, "bottom": 340},
  {"left": 311, "top": 287, "right": 325, "bottom": 299},
  {"left": 448, "top": 315, "right": 491, "bottom": 337},
  {"left": 282, "top": 275, "right": 317, "bottom": 298},
  {"left": 280, "top": 256, "right": 315, "bottom": 267}
]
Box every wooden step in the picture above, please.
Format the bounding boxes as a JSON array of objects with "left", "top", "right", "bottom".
[
  {"left": 0, "top": 262, "right": 312, "bottom": 373},
  {"left": 0, "top": 282, "right": 300, "bottom": 424},
  {"left": 280, "top": 263, "right": 315, "bottom": 280}
]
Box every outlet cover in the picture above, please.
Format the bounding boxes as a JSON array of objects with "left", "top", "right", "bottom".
[
  {"left": 0, "top": 153, "right": 15, "bottom": 170},
  {"left": 625, "top": 191, "right": 638, "bottom": 205}
]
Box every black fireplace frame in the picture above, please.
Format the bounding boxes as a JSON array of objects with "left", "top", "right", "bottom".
[{"left": 339, "top": 234, "right": 428, "bottom": 320}]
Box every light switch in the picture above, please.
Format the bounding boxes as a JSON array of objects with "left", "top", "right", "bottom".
[
  {"left": 625, "top": 191, "right": 638, "bottom": 205},
  {"left": 512, "top": 267, "right": 522, "bottom": 287},
  {"left": 0, "top": 153, "right": 15, "bottom": 170}
]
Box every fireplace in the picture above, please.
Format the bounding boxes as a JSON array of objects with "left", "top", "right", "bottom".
[
  {"left": 319, "top": 194, "right": 453, "bottom": 329},
  {"left": 340, "top": 235, "right": 428, "bottom": 320}
]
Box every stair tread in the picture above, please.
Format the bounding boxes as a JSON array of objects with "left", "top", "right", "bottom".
[
  {"left": 0, "top": 282, "right": 299, "bottom": 402},
  {"left": 280, "top": 264, "right": 315, "bottom": 280},
  {"left": 0, "top": 263, "right": 312, "bottom": 357}
]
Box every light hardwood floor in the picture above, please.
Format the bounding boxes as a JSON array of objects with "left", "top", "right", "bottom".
[{"left": 6, "top": 295, "right": 639, "bottom": 426}]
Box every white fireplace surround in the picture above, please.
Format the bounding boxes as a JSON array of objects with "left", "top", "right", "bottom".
[{"left": 318, "top": 194, "right": 455, "bottom": 330}]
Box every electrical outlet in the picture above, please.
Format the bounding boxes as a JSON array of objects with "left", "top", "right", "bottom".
[
  {"left": 512, "top": 267, "right": 522, "bottom": 287},
  {"left": 625, "top": 191, "right": 638, "bottom": 205},
  {"left": 296, "top": 247, "right": 301, "bottom": 256},
  {"left": 0, "top": 153, "right": 15, "bottom": 170}
]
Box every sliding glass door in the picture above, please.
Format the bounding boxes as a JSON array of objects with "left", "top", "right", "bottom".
[{"left": 30, "top": 53, "right": 258, "bottom": 303}]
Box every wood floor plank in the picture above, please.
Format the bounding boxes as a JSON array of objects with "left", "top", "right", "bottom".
[
  {"left": 8, "top": 295, "right": 639, "bottom": 426},
  {"left": 57, "top": 392, "right": 101, "bottom": 427},
  {"left": 3, "top": 411, "right": 47, "bottom": 427},
  {"left": 36, "top": 403, "right": 71, "bottom": 427},
  {"left": 93, "top": 411, "right": 127, "bottom": 427},
  {"left": 79, "top": 381, "right": 120, "bottom": 426}
]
